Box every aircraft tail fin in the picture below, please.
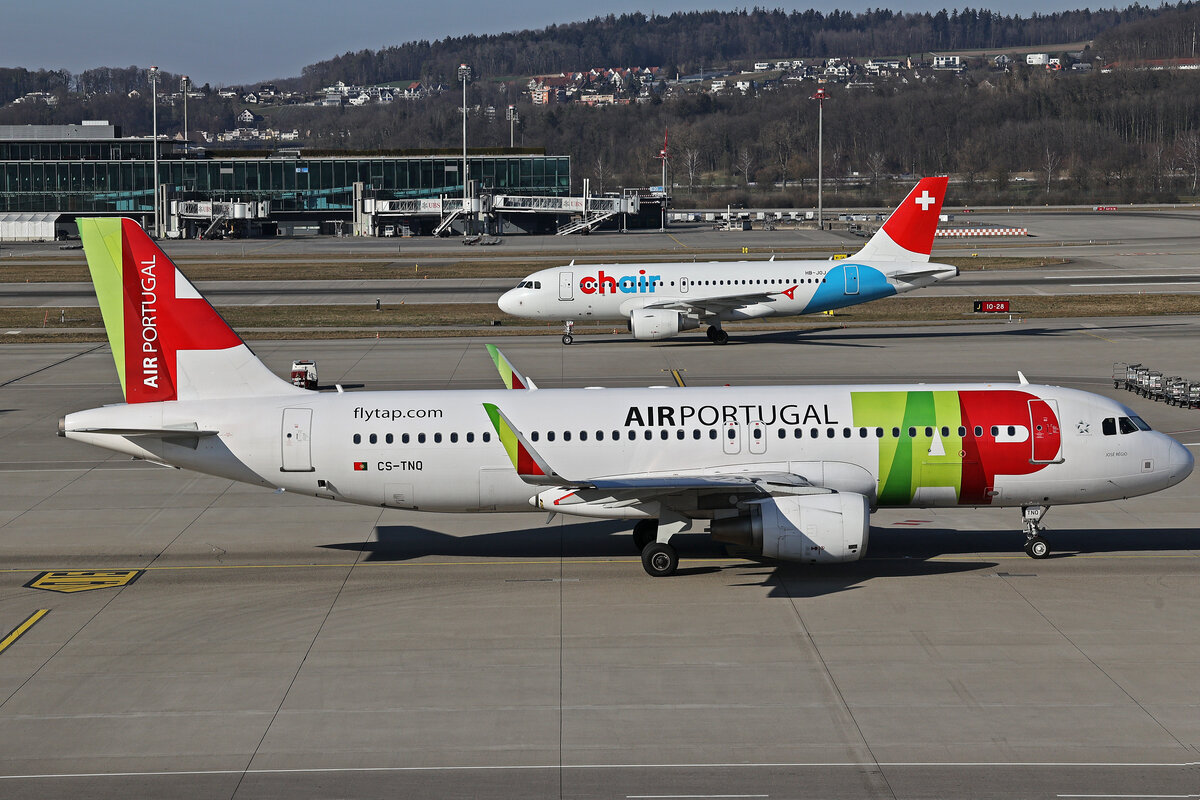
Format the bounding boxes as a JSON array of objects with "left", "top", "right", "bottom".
[
  {"left": 78, "top": 218, "right": 301, "bottom": 403},
  {"left": 486, "top": 344, "right": 538, "bottom": 390},
  {"left": 853, "top": 176, "right": 948, "bottom": 263}
]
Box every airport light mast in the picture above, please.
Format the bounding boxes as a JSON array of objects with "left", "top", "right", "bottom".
[
  {"left": 181, "top": 75, "right": 189, "bottom": 153},
  {"left": 459, "top": 63, "right": 471, "bottom": 236},
  {"left": 148, "top": 66, "right": 160, "bottom": 238},
  {"left": 655, "top": 128, "right": 669, "bottom": 231},
  {"left": 506, "top": 105, "right": 519, "bottom": 148},
  {"left": 811, "top": 86, "right": 827, "bottom": 229}
]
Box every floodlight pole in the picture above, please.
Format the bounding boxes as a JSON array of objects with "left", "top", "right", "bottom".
[
  {"left": 811, "top": 86, "right": 827, "bottom": 229},
  {"left": 459, "top": 63, "right": 471, "bottom": 236},
  {"left": 506, "top": 105, "right": 519, "bottom": 148},
  {"left": 149, "top": 65, "right": 160, "bottom": 237},
  {"left": 181, "top": 75, "right": 189, "bottom": 151}
]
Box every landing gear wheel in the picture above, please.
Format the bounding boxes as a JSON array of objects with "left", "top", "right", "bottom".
[
  {"left": 632, "top": 519, "right": 658, "bottom": 552},
  {"left": 711, "top": 328, "right": 729, "bottom": 345},
  {"left": 1024, "top": 536, "right": 1050, "bottom": 559},
  {"left": 641, "top": 542, "right": 678, "bottom": 577},
  {"left": 561, "top": 334, "right": 574, "bottom": 345},
  {"left": 705, "top": 325, "right": 718, "bottom": 341}
]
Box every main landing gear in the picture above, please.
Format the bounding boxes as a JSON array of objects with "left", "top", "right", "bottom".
[
  {"left": 562, "top": 320, "right": 574, "bottom": 345},
  {"left": 632, "top": 518, "right": 682, "bottom": 577},
  {"left": 1022, "top": 505, "right": 1051, "bottom": 559},
  {"left": 705, "top": 325, "right": 729, "bottom": 345}
]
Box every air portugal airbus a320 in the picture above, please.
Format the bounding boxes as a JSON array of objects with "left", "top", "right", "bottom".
[
  {"left": 498, "top": 176, "right": 958, "bottom": 344},
  {"left": 62, "top": 219, "right": 1191, "bottom": 577}
]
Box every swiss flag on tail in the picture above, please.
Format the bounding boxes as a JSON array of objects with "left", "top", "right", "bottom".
[{"left": 878, "top": 176, "right": 948, "bottom": 257}]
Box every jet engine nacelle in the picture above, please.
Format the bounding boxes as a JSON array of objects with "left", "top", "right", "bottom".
[
  {"left": 709, "top": 493, "right": 869, "bottom": 563},
  {"left": 628, "top": 309, "right": 698, "bottom": 340}
]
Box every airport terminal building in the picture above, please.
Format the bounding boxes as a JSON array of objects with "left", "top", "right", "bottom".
[{"left": 0, "top": 122, "right": 650, "bottom": 239}]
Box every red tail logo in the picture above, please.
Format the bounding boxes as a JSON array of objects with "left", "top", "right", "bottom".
[{"left": 880, "top": 176, "right": 948, "bottom": 256}]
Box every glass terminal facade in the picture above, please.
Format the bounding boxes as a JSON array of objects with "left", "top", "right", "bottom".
[{"left": 0, "top": 137, "right": 571, "bottom": 216}]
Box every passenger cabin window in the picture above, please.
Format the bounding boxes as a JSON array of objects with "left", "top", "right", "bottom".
[
  {"left": 353, "top": 433, "right": 361, "bottom": 444},
  {"left": 369, "top": 433, "right": 377, "bottom": 444},
  {"left": 386, "top": 433, "right": 394, "bottom": 444}
]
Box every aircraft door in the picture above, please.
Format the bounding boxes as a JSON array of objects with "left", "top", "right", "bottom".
[
  {"left": 722, "top": 421, "right": 741, "bottom": 455},
  {"left": 1029, "top": 399, "right": 1063, "bottom": 463},
  {"left": 559, "top": 271, "right": 573, "bottom": 301},
  {"left": 281, "top": 408, "right": 314, "bottom": 472},
  {"left": 749, "top": 420, "right": 767, "bottom": 454},
  {"left": 844, "top": 265, "right": 860, "bottom": 295}
]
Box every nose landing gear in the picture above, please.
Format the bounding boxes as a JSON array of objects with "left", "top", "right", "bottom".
[{"left": 1022, "top": 505, "right": 1051, "bottom": 558}]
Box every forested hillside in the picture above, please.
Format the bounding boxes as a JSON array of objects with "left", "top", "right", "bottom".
[
  {"left": 297, "top": 6, "right": 1159, "bottom": 88},
  {"left": 5, "top": 4, "right": 1200, "bottom": 206}
]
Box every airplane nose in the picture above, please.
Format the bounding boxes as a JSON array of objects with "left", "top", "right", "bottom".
[
  {"left": 498, "top": 291, "right": 516, "bottom": 314},
  {"left": 1167, "top": 438, "right": 1194, "bottom": 486}
]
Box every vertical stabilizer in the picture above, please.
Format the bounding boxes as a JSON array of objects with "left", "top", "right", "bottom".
[
  {"left": 853, "top": 176, "right": 948, "bottom": 263},
  {"left": 78, "top": 218, "right": 301, "bottom": 403}
]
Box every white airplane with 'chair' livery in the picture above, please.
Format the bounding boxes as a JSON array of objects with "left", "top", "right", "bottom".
[
  {"left": 499, "top": 177, "right": 958, "bottom": 344},
  {"left": 61, "top": 218, "right": 1192, "bottom": 577}
]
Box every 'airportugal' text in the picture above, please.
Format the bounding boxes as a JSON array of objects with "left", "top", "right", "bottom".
[{"left": 624, "top": 403, "right": 838, "bottom": 426}]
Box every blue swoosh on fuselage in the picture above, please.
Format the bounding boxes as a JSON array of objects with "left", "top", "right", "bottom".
[{"left": 802, "top": 264, "right": 896, "bottom": 313}]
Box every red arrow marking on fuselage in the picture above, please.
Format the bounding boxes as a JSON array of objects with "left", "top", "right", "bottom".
[{"left": 781, "top": 285, "right": 798, "bottom": 300}]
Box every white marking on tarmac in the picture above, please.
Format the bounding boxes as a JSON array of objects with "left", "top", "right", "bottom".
[
  {"left": 627, "top": 795, "right": 768, "bottom": 799},
  {"left": 1070, "top": 282, "right": 1200, "bottom": 287},
  {"left": 1, "top": 761, "right": 1198, "bottom": 780}
]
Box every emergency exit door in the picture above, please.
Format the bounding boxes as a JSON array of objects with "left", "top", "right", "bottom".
[{"left": 559, "top": 271, "right": 573, "bottom": 300}]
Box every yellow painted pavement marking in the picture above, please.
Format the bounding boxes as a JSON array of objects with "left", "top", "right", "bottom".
[
  {"left": 25, "top": 570, "right": 143, "bottom": 593},
  {"left": 667, "top": 233, "right": 688, "bottom": 248},
  {"left": 1079, "top": 330, "right": 1117, "bottom": 343},
  {"left": 0, "top": 609, "right": 49, "bottom": 655}
]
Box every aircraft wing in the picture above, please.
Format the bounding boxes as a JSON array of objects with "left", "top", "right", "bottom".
[
  {"left": 642, "top": 291, "right": 782, "bottom": 315},
  {"left": 583, "top": 472, "right": 812, "bottom": 493}
]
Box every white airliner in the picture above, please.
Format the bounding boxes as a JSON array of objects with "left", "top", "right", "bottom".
[
  {"left": 499, "top": 176, "right": 958, "bottom": 344},
  {"left": 60, "top": 218, "right": 1192, "bottom": 577}
]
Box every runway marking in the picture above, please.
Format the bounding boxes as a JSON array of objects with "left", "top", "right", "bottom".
[
  {"left": 1057, "top": 795, "right": 1200, "bottom": 798},
  {"left": 667, "top": 233, "right": 688, "bottom": 248},
  {"left": 1071, "top": 282, "right": 1200, "bottom": 287},
  {"left": 0, "top": 761, "right": 1197, "bottom": 780},
  {"left": 627, "top": 795, "right": 768, "bottom": 798},
  {"left": 26, "top": 570, "right": 143, "bottom": 593},
  {"left": 1079, "top": 331, "right": 1117, "bottom": 343},
  {"left": 0, "top": 609, "right": 48, "bottom": 656}
]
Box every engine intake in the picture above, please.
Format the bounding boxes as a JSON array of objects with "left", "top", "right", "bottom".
[{"left": 710, "top": 493, "right": 869, "bottom": 563}]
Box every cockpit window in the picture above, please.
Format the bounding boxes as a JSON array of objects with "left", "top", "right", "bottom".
[
  {"left": 1102, "top": 417, "right": 1117, "bottom": 436},
  {"left": 533, "top": 281, "right": 541, "bottom": 289},
  {"left": 1118, "top": 416, "right": 1148, "bottom": 434}
]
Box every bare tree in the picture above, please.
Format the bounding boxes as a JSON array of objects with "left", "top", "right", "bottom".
[
  {"left": 865, "top": 151, "right": 886, "bottom": 187},
  {"left": 682, "top": 147, "right": 703, "bottom": 194},
  {"left": 768, "top": 123, "right": 794, "bottom": 187},
  {"left": 736, "top": 147, "right": 756, "bottom": 186},
  {"left": 1179, "top": 131, "right": 1200, "bottom": 194},
  {"left": 592, "top": 154, "right": 611, "bottom": 195},
  {"left": 1042, "top": 146, "right": 1061, "bottom": 196}
]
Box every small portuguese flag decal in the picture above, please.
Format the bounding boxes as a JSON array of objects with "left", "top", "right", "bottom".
[{"left": 353, "top": 462, "right": 368, "bottom": 471}]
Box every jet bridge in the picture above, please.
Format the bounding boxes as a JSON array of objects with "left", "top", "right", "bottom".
[{"left": 364, "top": 192, "right": 639, "bottom": 237}]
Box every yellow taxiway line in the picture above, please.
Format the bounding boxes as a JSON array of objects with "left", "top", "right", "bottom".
[{"left": 0, "top": 609, "right": 49, "bottom": 655}]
